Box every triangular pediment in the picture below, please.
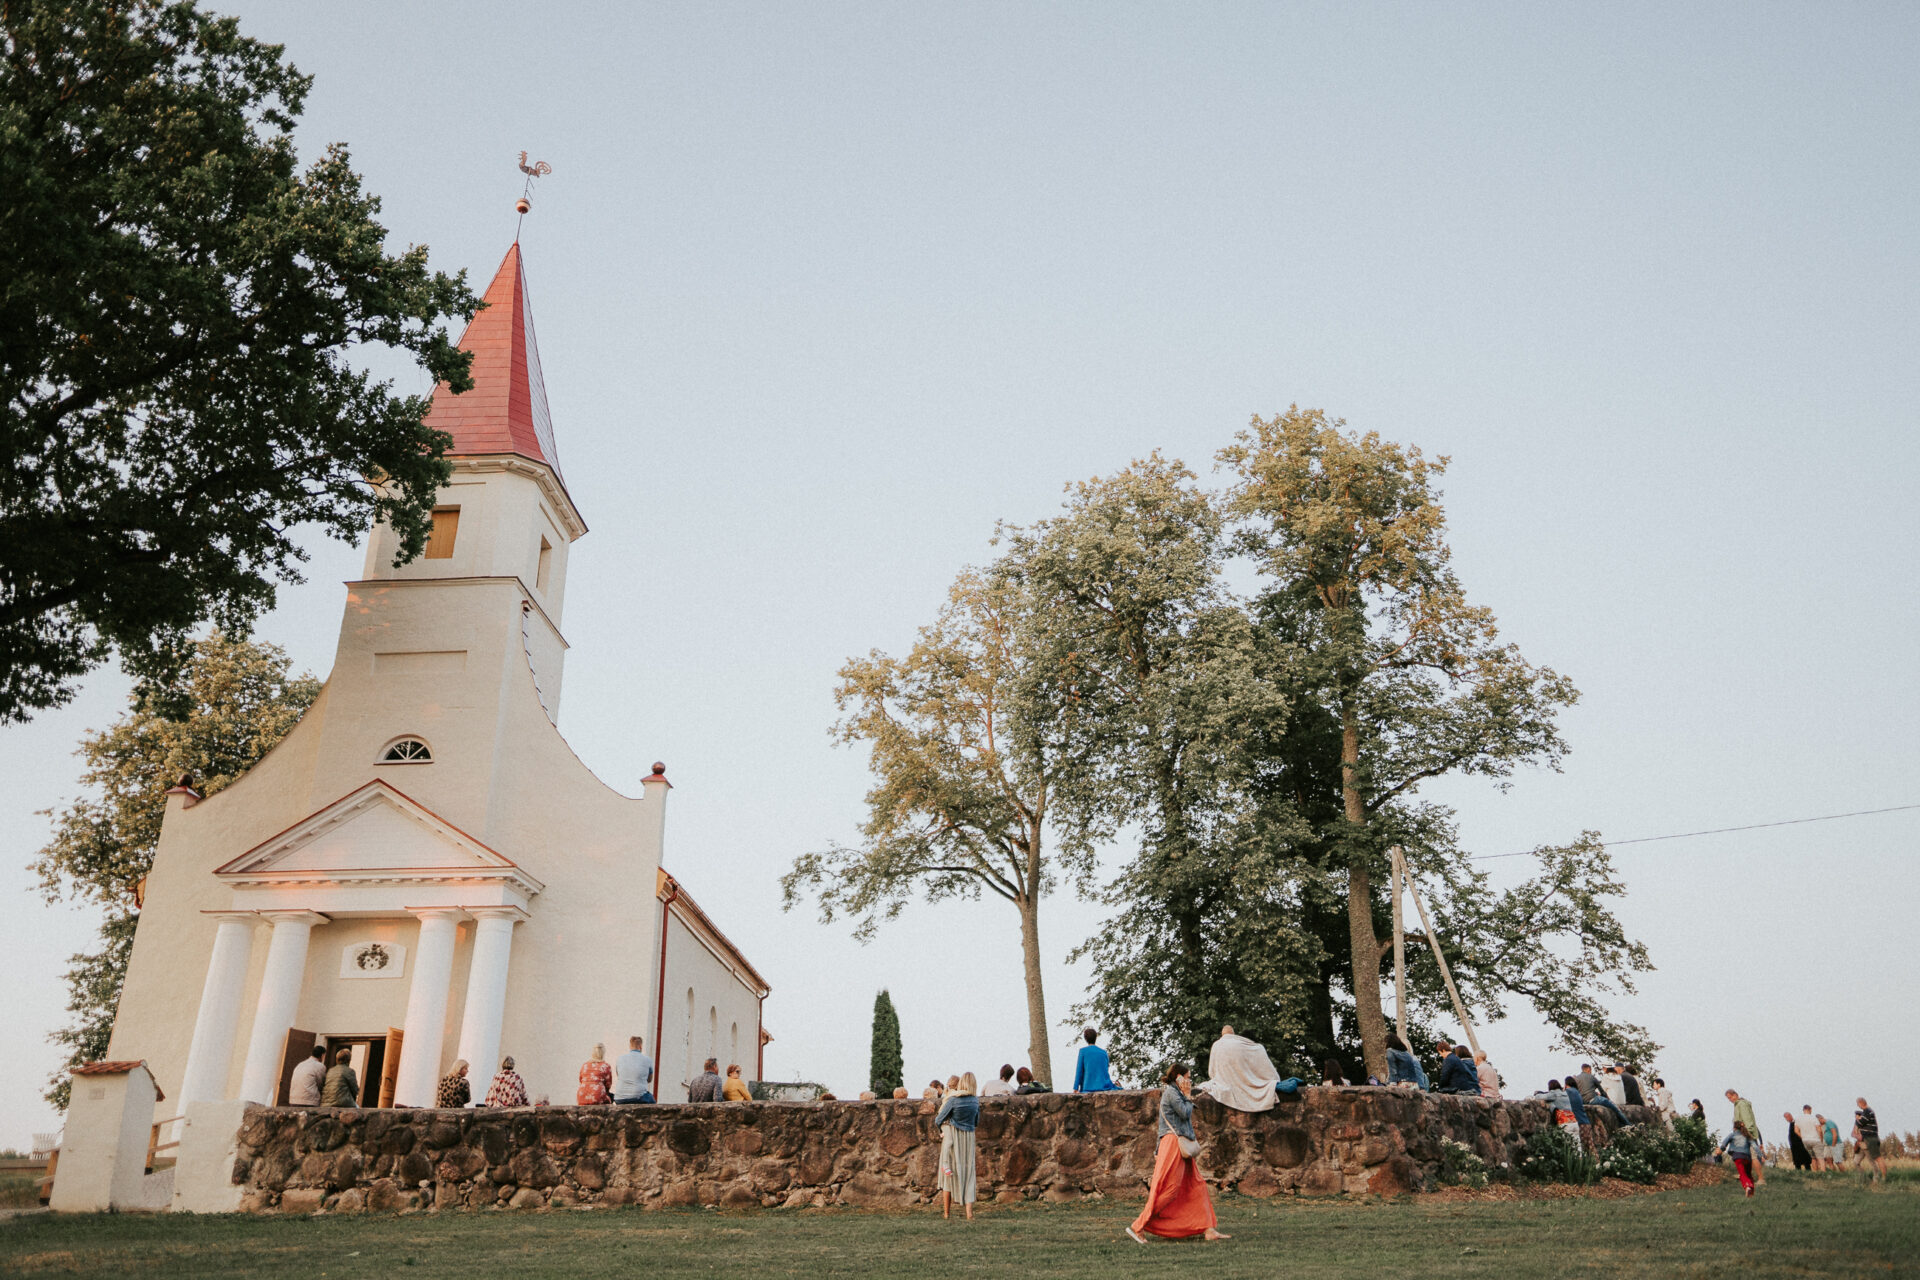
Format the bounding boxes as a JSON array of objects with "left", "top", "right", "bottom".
[{"left": 215, "top": 781, "right": 540, "bottom": 892}]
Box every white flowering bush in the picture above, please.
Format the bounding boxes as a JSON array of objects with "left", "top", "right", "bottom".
[{"left": 1438, "top": 1136, "right": 1489, "bottom": 1189}]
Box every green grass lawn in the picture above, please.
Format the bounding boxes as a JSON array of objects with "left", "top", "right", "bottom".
[{"left": 3, "top": 1170, "right": 1913, "bottom": 1279}]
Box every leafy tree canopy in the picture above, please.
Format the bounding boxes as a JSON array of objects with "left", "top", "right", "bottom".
[
  {"left": 783, "top": 570, "right": 1084, "bottom": 1084},
  {"left": 1009, "top": 420, "right": 1654, "bottom": 1083},
  {"left": 0, "top": 0, "right": 479, "bottom": 721},
  {"left": 33, "top": 632, "right": 318, "bottom": 1106}
]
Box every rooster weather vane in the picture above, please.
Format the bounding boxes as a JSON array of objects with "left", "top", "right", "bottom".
[{"left": 514, "top": 152, "right": 554, "bottom": 232}]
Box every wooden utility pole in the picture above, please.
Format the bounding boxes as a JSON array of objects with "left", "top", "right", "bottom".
[
  {"left": 1402, "top": 856, "right": 1481, "bottom": 1058},
  {"left": 1390, "top": 845, "right": 1408, "bottom": 1039}
]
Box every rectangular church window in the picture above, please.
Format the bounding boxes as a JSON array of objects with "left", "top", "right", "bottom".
[
  {"left": 424, "top": 507, "right": 460, "bottom": 559},
  {"left": 536, "top": 536, "right": 553, "bottom": 591}
]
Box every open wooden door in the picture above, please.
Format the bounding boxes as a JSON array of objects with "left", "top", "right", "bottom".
[
  {"left": 276, "top": 1028, "right": 316, "bottom": 1105},
  {"left": 377, "top": 1027, "right": 403, "bottom": 1108}
]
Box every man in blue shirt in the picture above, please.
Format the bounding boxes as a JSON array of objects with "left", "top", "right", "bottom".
[
  {"left": 612, "top": 1035, "right": 655, "bottom": 1103},
  {"left": 1073, "top": 1027, "right": 1117, "bottom": 1092}
]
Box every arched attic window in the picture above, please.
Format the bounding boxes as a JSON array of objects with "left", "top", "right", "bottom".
[{"left": 378, "top": 737, "right": 433, "bottom": 764}]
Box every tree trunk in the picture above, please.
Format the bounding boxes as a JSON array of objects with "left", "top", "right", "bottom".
[
  {"left": 1341, "top": 706, "right": 1388, "bottom": 1082},
  {"left": 1017, "top": 896, "right": 1053, "bottom": 1085}
]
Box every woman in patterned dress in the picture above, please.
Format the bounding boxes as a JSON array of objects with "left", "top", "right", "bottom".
[
  {"left": 485, "top": 1056, "right": 529, "bottom": 1108},
  {"left": 436, "top": 1060, "right": 471, "bottom": 1108},
  {"left": 577, "top": 1043, "right": 613, "bottom": 1105}
]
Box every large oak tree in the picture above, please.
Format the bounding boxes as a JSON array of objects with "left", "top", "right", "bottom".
[
  {"left": 1, "top": 0, "right": 478, "bottom": 721},
  {"left": 1220, "top": 407, "right": 1581, "bottom": 1081}
]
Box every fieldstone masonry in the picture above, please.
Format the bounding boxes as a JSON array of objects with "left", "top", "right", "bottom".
[{"left": 230, "top": 1087, "right": 1653, "bottom": 1213}]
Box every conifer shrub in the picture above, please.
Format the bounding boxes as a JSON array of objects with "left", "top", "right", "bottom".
[{"left": 869, "top": 990, "right": 904, "bottom": 1096}]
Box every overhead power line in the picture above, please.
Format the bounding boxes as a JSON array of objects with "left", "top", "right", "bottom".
[{"left": 1470, "top": 802, "right": 1920, "bottom": 862}]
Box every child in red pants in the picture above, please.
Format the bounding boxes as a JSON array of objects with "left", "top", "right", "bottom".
[{"left": 1721, "top": 1121, "right": 1758, "bottom": 1196}]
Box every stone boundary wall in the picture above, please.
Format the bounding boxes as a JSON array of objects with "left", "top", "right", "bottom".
[{"left": 230, "top": 1088, "right": 1654, "bottom": 1214}]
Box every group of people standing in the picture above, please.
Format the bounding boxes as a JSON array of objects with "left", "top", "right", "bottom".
[{"left": 1720, "top": 1089, "right": 1889, "bottom": 1195}]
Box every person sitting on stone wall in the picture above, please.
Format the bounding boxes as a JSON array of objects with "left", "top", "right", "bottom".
[
  {"left": 1475, "top": 1051, "right": 1502, "bottom": 1100},
  {"left": 723, "top": 1063, "right": 752, "bottom": 1101},
  {"left": 485, "top": 1055, "right": 528, "bottom": 1107},
  {"left": 437, "top": 1059, "right": 471, "bottom": 1108},
  {"left": 578, "top": 1043, "right": 613, "bottom": 1105},
  {"left": 1572, "top": 1064, "right": 1628, "bottom": 1126},
  {"left": 611, "top": 1036, "right": 655, "bottom": 1104},
  {"left": 1435, "top": 1045, "right": 1480, "bottom": 1095},
  {"left": 923, "top": 1078, "right": 946, "bottom": 1100},
  {"left": 1074, "top": 1027, "right": 1118, "bottom": 1092},
  {"left": 1014, "top": 1066, "right": 1051, "bottom": 1095},
  {"left": 1564, "top": 1067, "right": 1602, "bottom": 1149},
  {"left": 892, "top": 1086, "right": 909, "bottom": 1099},
  {"left": 290, "top": 1043, "right": 327, "bottom": 1107},
  {"left": 1385, "top": 1032, "right": 1429, "bottom": 1089},
  {"left": 1197, "top": 1025, "right": 1300, "bottom": 1112},
  {"left": 981, "top": 1064, "right": 1016, "bottom": 1097},
  {"left": 1538, "top": 1079, "right": 1581, "bottom": 1145},
  {"left": 321, "top": 1048, "right": 359, "bottom": 1108},
  {"left": 689, "top": 1057, "right": 723, "bottom": 1102}
]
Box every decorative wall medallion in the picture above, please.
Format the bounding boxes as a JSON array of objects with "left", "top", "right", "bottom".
[{"left": 341, "top": 941, "right": 407, "bottom": 979}]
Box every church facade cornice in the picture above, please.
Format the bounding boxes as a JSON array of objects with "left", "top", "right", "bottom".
[{"left": 449, "top": 454, "right": 588, "bottom": 539}]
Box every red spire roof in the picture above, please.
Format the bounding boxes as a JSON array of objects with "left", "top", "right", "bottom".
[{"left": 424, "top": 242, "right": 564, "bottom": 483}]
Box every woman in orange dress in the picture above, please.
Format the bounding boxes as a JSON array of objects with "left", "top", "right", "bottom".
[
  {"left": 576, "top": 1042, "right": 613, "bottom": 1105},
  {"left": 1127, "top": 1062, "right": 1230, "bottom": 1244}
]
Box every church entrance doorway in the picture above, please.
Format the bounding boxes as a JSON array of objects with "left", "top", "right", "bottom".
[{"left": 315, "top": 1027, "right": 404, "bottom": 1107}]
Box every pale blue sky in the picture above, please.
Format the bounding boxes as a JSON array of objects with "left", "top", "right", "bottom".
[{"left": 3, "top": 2, "right": 1916, "bottom": 1149}]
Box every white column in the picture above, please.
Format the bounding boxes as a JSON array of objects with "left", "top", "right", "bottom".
[
  {"left": 392, "top": 908, "right": 463, "bottom": 1107},
  {"left": 453, "top": 907, "right": 526, "bottom": 1103},
  {"left": 237, "top": 911, "right": 327, "bottom": 1105},
  {"left": 175, "top": 914, "right": 258, "bottom": 1115}
]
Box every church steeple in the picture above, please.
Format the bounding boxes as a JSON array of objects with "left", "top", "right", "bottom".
[
  {"left": 358, "top": 239, "right": 587, "bottom": 655},
  {"left": 424, "top": 243, "right": 567, "bottom": 487}
]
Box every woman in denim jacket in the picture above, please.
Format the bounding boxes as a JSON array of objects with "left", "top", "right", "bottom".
[
  {"left": 1386, "top": 1032, "right": 1429, "bottom": 1089},
  {"left": 1127, "top": 1063, "right": 1230, "bottom": 1244}
]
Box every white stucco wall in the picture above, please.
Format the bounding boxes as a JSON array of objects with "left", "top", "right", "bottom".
[{"left": 656, "top": 907, "right": 766, "bottom": 1099}]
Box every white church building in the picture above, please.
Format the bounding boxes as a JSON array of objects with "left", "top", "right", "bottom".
[{"left": 106, "top": 240, "right": 770, "bottom": 1122}]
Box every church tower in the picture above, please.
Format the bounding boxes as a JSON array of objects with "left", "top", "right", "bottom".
[
  {"left": 105, "top": 231, "right": 769, "bottom": 1132},
  {"left": 297, "top": 243, "right": 590, "bottom": 817}
]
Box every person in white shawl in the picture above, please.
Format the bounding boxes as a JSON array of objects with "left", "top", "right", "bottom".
[{"left": 1196, "top": 1026, "right": 1299, "bottom": 1112}]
